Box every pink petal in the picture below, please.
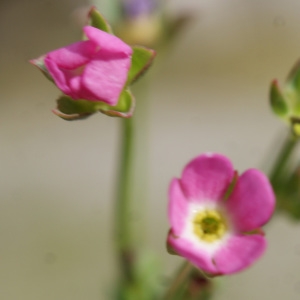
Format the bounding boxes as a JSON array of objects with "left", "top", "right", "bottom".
[
  {"left": 180, "top": 153, "right": 235, "bottom": 204},
  {"left": 168, "top": 179, "right": 189, "bottom": 236},
  {"left": 167, "top": 231, "right": 218, "bottom": 275},
  {"left": 80, "top": 52, "right": 131, "bottom": 105},
  {"left": 213, "top": 234, "right": 266, "bottom": 274},
  {"left": 83, "top": 26, "right": 133, "bottom": 56},
  {"left": 45, "top": 40, "right": 96, "bottom": 69},
  {"left": 67, "top": 75, "right": 82, "bottom": 96},
  {"left": 44, "top": 40, "right": 96, "bottom": 97},
  {"left": 43, "top": 27, "right": 132, "bottom": 103},
  {"left": 44, "top": 57, "right": 72, "bottom": 96},
  {"left": 225, "top": 169, "right": 275, "bottom": 232}
]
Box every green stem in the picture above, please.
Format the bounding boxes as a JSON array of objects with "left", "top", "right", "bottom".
[
  {"left": 114, "top": 80, "right": 151, "bottom": 298},
  {"left": 163, "top": 261, "right": 193, "bottom": 300},
  {"left": 269, "top": 132, "right": 298, "bottom": 188},
  {"left": 115, "top": 117, "right": 135, "bottom": 284},
  {"left": 162, "top": 261, "right": 214, "bottom": 300}
]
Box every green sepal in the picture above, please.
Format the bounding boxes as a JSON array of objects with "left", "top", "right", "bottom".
[
  {"left": 166, "top": 242, "right": 177, "bottom": 255},
  {"left": 166, "top": 229, "right": 179, "bottom": 255},
  {"left": 53, "top": 89, "right": 135, "bottom": 120},
  {"left": 87, "top": 7, "right": 113, "bottom": 34},
  {"left": 222, "top": 170, "right": 238, "bottom": 201},
  {"left": 30, "top": 56, "right": 54, "bottom": 83},
  {"left": 53, "top": 96, "right": 98, "bottom": 120},
  {"left": 290, "top": 117, "right": 300, "bottom": 136},
  {"left": 99, "top": 89, "right": 135, "bottom": 118},
  {"left": 126, "top": 46, "right": 156, "bottom": 85},
  {"left": 287, "top": 59, "right": 300, "bottom": 91},
  {"left": 270, "top": 79, "right": 289, "bottom": 117}
]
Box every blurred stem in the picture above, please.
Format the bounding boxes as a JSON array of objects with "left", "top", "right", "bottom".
[
  {"left": 163, "top": 261, "right": 193, "bottom": 300},
  {"left": 114, "top": 79, "right": 150, "bottom": 295},
  {"left": 130, "top": 79, "right": 150, "bottom": 243},
  {"left": 269, "top": 132, "right": 299, "bottom": 188},
  {"left": 115, "top": 117, "right": 135, "bottom": 285},
  {"left": 162, "top": 261, "right": 213, "bottom": 300}
]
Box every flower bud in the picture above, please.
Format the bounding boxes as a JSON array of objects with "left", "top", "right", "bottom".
[
  {"left": 270, "top": 59, "right": 300, "bottom": 135},
  {"left": 31, "top": 7, "right": 156, "bottom": 120}
]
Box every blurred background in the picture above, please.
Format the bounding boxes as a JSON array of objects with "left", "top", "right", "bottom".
[{"left": 1, "top": 0, "right": 300, "bottom": 299}]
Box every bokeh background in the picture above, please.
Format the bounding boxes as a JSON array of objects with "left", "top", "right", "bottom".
[{"left": 1, "top": 0, "right": 300, "bottom": 299}]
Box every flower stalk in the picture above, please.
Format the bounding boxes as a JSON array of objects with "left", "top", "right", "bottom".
[
  {"left": 115, "top": 117, "right": 135, "bottom": 284},
  {"left": 269, "top": 131, "right": 299, "bottom": 189},
  {"left": 163, "top": 261, "right": 193, "bottom": 300},
  {"left": 163, "top": 261, "right": 212, "bottom": 300}
]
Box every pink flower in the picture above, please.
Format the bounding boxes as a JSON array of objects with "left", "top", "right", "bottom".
[
  {"left": 42, "top": 26, "right": 133, "bottom": 106},
  {"left": 167, "top": 153, "right": 275, "bottom": 276}
]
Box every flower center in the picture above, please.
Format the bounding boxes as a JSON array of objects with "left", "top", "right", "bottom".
[{"left": 193, "top": 210, "right": 227, "bottom": 243}]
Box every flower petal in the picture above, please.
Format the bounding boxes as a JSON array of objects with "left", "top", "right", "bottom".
[
  {"left": 167, "top": 231, "right": 218, "bottom": 275},
  {"left": 45, "top": 40, "right": 96, "bottom": 69},
  {"left": 44, "top": 40, "right": 96, "bottom": 98},
  {"left": 168, "top": 179, "right": 189, "bottom": 235},
  {"left": 83, "top": 26, "right": 133, "bottom": 56},
  {"left": 213, "top": 234, "right": 266, "bottom": 274},
  {"left": 44, "top": 57, "right": 72, "bottom": 96},
  {"left": 80, "top": 52, "right": 132, "bottom": 105},
  {"left": 225, "top": 169, "right": 275, "bottom": 232},
  {"left": 180, "top": 153, "right": 235, "bottom": 204}
]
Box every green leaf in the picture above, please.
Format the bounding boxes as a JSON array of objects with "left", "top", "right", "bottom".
[
  {"left": 53, "top": 96, "right": 98, "bottom": 120},
  {"left": 88, "top": 7, "right": 113, "bottom": 34},
  {"left": 99, "top": 89, "right": 135, "bottom": 118},
  {"left": 127, "top": 46, "right": 156, "bottom": 85},
  {"left": 270, "top": 79, "right": 288, "bottom": 117}
]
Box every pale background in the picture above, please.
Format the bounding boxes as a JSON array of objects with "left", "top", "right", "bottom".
[{"left": 1, "top": 0, "right": 300, "bottom": 299}]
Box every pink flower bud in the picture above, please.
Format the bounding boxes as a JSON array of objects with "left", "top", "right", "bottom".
[{"left": 36, "top": 26, "right": 133, "bottom": 106}]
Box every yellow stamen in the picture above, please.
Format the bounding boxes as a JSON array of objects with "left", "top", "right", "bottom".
[{"left": 193, "top": 210, "right": 227, "bottom": 242}]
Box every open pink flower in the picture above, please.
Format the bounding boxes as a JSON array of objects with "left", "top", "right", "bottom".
[
  {"left": 167, "top": 153, "right": 275, "bottom": 275},
  {"left": 42, "top": 26, "right": 133, "bottom": 106}
]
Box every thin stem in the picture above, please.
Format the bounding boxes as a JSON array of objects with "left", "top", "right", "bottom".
[
  {"left": 163, "top": 261, "right": 193, "bottom": 300},
  {"left": 163, "top": 261, "right": 214, "bottom": 300},
  {"left": 130, "top": 80, "right": 150, "bottom": 243},
  {"left": 114, "top": 80, "right": 151, "bottom": 297},
  {"left": 269, "top": 132, "right": 298, "bottom": 188},
  {"left": 115, "top": 117, "right": 135, "bottom": 283}
]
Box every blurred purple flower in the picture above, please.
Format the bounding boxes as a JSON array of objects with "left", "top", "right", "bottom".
[{"left": 121, "top": 0, "right": 158, "bottom": 17}]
